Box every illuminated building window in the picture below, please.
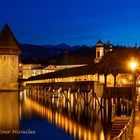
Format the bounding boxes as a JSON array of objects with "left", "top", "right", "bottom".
[
  {"left": 99, "top": 74, "right": 105, "bottom": 84},
  {"left": 107, "top": 74, "right": 114, "bottom": 87},
  {"left": 116, "top": 74, "right": 132, "bottom": 87}
]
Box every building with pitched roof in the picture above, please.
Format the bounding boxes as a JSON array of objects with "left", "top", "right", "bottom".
[{"left": 0, "top": 24, "right": 20, "bottom": 90}]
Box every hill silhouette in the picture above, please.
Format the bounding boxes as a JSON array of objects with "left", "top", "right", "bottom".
[{"left": 20, "top": 43, "right": 96, "bottom": 64}]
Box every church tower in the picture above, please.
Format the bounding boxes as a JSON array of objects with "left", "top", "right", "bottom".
[
  {"left": 104, "top": 41, "right": 113, "bottom": 54},
  {"left": 0, "top": 24, "right": 20, "bottom": 90},
  {"left": 94, "top": 39, "right": 104, "bottom": 63},
  {"left": 94, "top": 40, "right": 113, "bottom": 63}
]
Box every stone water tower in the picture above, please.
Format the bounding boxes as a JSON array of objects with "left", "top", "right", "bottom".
[{"left": 0, "top": 24, "right": 20, "bottom": 90}]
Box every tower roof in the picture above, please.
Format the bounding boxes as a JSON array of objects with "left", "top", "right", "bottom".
[
  {"left": 104, "top": 41, "right": 112, "bottom": 49},
  {"left": 0, "top": 24, "right": 20, "bottom": 55},
  {"left": 96, "top": 39, "right": 104, "bottom": 47}
]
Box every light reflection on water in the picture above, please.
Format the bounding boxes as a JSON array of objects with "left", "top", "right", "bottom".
[
  {"left": 0, "top": 92, "right": 19, "bottom": 140},
  {"left": 0, "top": 90, "right": 131, "bottom": 140},
  {"left": 0, "top": 92, "right": 19, "bottom": 129},
  {"left": 24, "top": 89, "right": 113, "bottom": 140},
  {"left": 25, "top": 97, "right": 106, "bottom": 140}
]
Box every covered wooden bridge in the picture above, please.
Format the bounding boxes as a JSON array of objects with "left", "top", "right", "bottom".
[{"left": 23, "top": 47, "right": 140, "bottom": 100}]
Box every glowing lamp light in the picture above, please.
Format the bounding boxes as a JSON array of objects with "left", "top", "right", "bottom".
[{"left": 129, "top": 61, "right": 138, "bottom": 71}]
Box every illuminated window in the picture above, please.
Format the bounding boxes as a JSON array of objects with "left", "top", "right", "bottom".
[
  {"left": 107, "top": 74, "right": 114, "bottom": 87},
  {"left": 99, "top": 74, "right": 105, "bottom": 84}
]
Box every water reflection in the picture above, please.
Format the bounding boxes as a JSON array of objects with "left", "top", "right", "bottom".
[
  {"left": 0, "top": 92, "right": 19, "bottom": 140},
  {"left": 25, "top": 87, "right": 132, "bottom": 140},
  {"left": 25, "top": 97, "right": 106, "bottom": 140},
  {"left": 0, "top": 90, "right": 132, "bottom": 140}
]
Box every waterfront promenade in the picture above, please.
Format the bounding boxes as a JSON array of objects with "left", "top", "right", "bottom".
[{"left": 133, "top": 94, "right": 140, "bottom": 140}]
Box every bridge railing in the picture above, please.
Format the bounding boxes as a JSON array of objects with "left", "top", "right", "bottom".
[{"left": 113, "top": 111, "right": 134, "bottom": 140}]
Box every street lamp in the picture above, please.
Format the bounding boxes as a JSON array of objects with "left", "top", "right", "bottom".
[
  {"left": 129, "top": 61, "right": 138, "bottom": 102},
  {"left": 129, "top": 61, "right": 138, "bottom": 71}
]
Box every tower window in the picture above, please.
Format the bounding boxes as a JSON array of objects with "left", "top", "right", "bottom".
[{"left": 97, "top": 51, "right": 100, "bottom": 57}]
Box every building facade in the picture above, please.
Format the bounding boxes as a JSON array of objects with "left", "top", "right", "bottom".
[
  {"left": 21, "top": 64, "right": 86, "bottom": 79},
  {"left": 0, "top": 24, "right": 20, "bottom": 90}
]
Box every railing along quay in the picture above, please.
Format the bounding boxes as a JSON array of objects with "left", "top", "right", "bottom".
[{"left": 112, "top": 111, "right": 134, "bottom": 140}]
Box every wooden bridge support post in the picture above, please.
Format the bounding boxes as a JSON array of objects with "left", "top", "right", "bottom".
[
  {"left": 100, "top": 98, "right": 103, "bottom": 121},
  {"left": 93, "top": 94, "right": 96, "bottom": 112},
  {"left": 65, "top": 90, "right": 68, "bottom": 110},
  {"left": 103, "top": 98, "right": 106, "bottom": 119},
  {"left": 85, "top": 92, "right": 88, "bottom": 105},
  {"left": 113, "top": 73, "right": 117, "bottom": 87},
  {"left": 104, "top": 73, "right": 107, "bottom": 88}
]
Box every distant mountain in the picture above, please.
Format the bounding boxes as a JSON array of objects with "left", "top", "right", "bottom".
[
  {"left": 20, "top": 43, "right": 96, "bottom": 64},
  {"left": 54, "top": 46, "right": 96, "bottom": 65}
]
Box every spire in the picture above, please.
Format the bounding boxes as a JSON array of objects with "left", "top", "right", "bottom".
[
  {"left": 0, "top": 24, "right": 20, "bottom": 54},
  {"left": 0, "top": 24, "right": 20, "bottom": 48}
]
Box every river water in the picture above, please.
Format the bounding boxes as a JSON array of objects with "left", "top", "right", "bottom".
[{"left": 0, "top": 90, "right": 132, "bottom": 140}]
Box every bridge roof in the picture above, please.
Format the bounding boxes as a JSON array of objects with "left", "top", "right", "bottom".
[{"left": 27, "top": 64, "right": 97, "bottom": 81}]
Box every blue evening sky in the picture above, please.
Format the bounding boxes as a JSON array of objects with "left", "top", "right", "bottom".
[{"left": 0, "top": 0, "right": 140, "bottom": 46}]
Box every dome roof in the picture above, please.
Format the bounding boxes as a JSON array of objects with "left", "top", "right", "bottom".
[{"left": 96, "top": 39, "right": 104, "bottom": 47}]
